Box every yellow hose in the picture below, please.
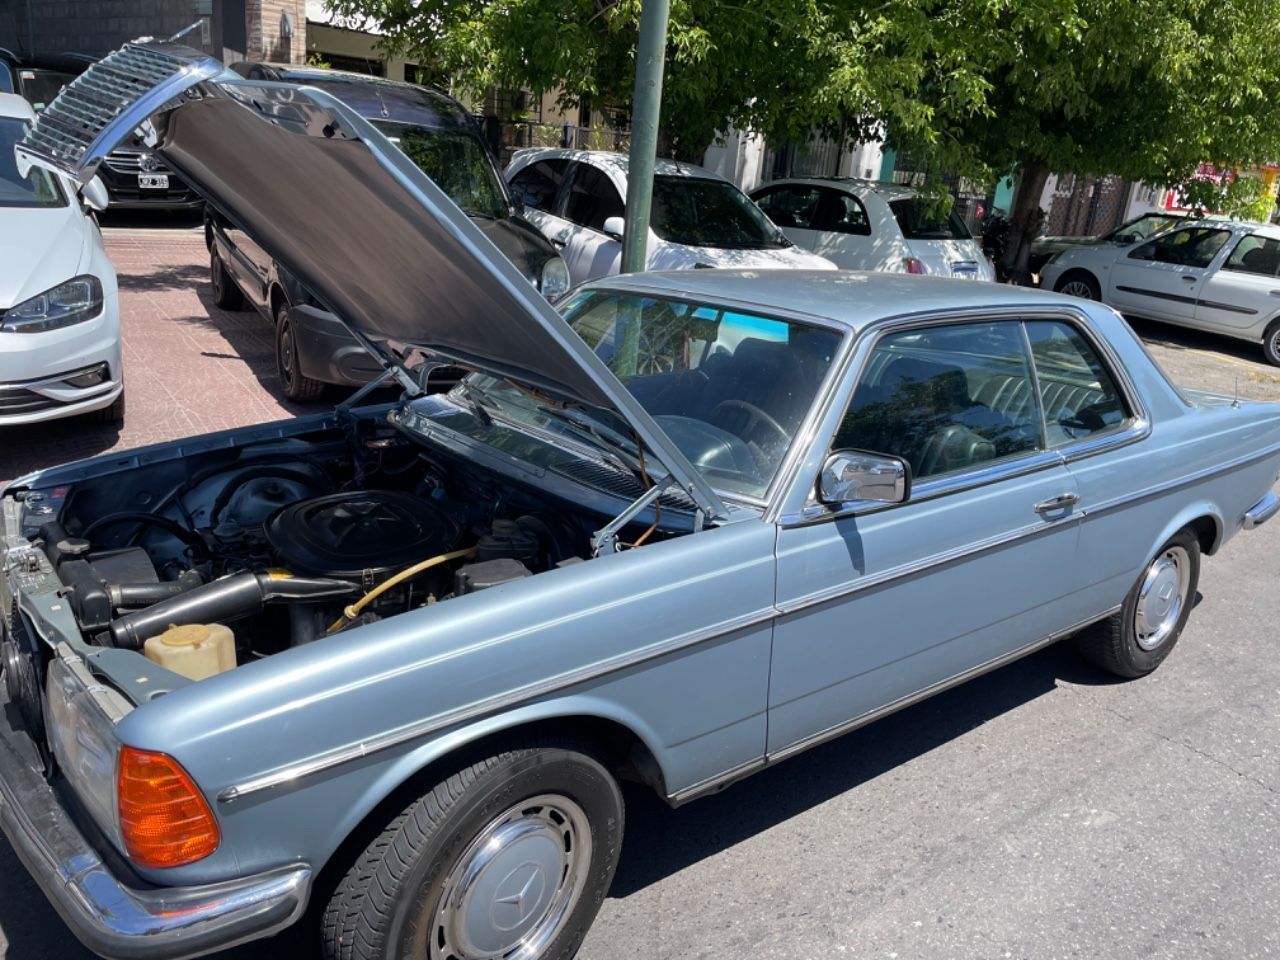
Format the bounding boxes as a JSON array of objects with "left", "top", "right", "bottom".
[{"left": 326, "top": 545, "right": 477, "bottom": 634}]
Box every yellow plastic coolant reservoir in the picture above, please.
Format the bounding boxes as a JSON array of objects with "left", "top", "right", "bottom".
[{"left": 143, "top": 624, "right": 237, "bottom": 681}]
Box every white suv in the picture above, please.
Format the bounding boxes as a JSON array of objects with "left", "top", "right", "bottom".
[
  {"left": 750, "top": 178, "right": 995, "bottom": 281},
  {"left": 505, "top": 149, "right": 834, "bottom": 286}
]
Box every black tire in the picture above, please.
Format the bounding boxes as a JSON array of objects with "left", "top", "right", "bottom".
[
  {"left": 322, "top": 743, "right": 623, "bottom": 960},
  {"left": 210, "top": 248, "right": 245, "bottom": 310},
  {"left": 1076, "top": 528, "right": 1200, "bottom": 678},
  {"left": 1054, "top": 270, "right": 1101, "bottom": 301},
  {"left": 275, "top": 303, "right": 326, "bottom": 402},
  {"left": 1262, "top": 320, "right": 1280, "bottom": 367},
  {"left": 86, "top": 388, "right": 125, "bottom": 425}
]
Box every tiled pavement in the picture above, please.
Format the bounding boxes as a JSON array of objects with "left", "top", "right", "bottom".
[{"left": 0, "top": 225, "right": 323, "bottom": 484}]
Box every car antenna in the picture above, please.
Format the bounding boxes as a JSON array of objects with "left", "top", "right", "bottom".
[{"left": 1233, "top": 375, "right": 1241, "bottom": 408}]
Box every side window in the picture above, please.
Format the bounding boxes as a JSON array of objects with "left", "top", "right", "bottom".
[
  {"left": 834, "top": 322, "right": 1041, "bottom": 481},
  {"left": 509, "top": 159, "right": 569, "bottom": 212},
  {"left": 753, "top": 186, "right": 823, "bottom": 229},
  {"left": 1129, "top": 227, "right": 1230, "bottom": 268},
  {"left": 1223, "top": 234, "right": 1280, "bottom": 277},
  {"left": 817, "top": 190, "right": 871, "bottom": 236},
  {"left": 1025, "top": 321, "right": 1129, "bottom": 447},
  {"left": 562, "top": 164, "right": 625, "bottom": 232}
]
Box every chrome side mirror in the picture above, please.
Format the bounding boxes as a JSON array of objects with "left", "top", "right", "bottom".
[
  {"left": 80, "top": 175, "right": 109, "bottom": 212},
  {"left": 601, "top": 215, "right": 625, "bottom": 242},
  {"left": 817, "top": 450, "right": 910, "bottom": 506}
]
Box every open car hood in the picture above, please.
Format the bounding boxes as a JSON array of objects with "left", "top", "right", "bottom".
[{"left": 17, "top": 42, "right": 726, "bottom": 519}]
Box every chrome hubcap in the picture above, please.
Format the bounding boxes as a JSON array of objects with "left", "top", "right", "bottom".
[
  {"left": 1059, "top": 280, "right": 1094, "bottom": 300},
  {"left": 1134, "top": 545, "right": 1191, "bottom": 650},
  {"left": 430, "top": 794, "right": 590, "bottom": 960},
  {"left": 1270, "top": 329, "right": 1280, "bottom": 360}
]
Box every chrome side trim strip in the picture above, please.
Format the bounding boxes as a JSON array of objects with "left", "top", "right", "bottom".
[
  {"left": 764, "top": 605, "right": 1122, "bottom": 765},
  {"left": 216, "top": 604, "right": 778, "bottom": 803},
  {"left": 667, "top": 757, "right": 768, "bottom": 806},
  {"left": 775, "top": 510, "right": 1081, "bottom": 616}
]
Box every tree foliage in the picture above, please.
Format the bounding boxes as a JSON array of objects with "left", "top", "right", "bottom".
[
  {"left": 1178, "top": 170, "right": 1278, "bottom": 222},
  {"left": 329, "top": 0, "right": 1280, "bottom": 255}
]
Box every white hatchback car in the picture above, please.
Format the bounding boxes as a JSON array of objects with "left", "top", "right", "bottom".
[
  {"left": 0, "top": 93, "right": 122, "bottom": 424},
  {"left": 505, "top": 149, "right": 834, "bottom": 285},
  {"left": 1040, "top": 219, "right": 1280, "bottom": 365},
  {"left": 750, "top": 178, "right": 995, "bottom": 281}
]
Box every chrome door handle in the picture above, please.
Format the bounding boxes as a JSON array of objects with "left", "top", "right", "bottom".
[
  {"left": 1034, "top": 492, "right": 1080, "bottom": 514},
  {"left": 1181, "top": 274, "right": 1196, "bottom": 282}
]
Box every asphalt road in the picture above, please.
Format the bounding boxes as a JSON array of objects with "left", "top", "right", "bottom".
[{"left": 3, "top": 231, "right": 1279, "bottom": 958}]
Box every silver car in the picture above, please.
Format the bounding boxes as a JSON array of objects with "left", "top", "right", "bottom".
[{"left": 3, "top": 41, "right": 1280, "bottom": 960}]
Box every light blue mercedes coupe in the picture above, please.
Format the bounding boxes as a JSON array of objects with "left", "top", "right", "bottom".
[{"left": 2, "top": 41, "right": 1279, "bottom": 960}]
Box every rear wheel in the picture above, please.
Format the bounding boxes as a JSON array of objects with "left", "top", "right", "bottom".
[
  {"left": 1076, "top": 529, "right": 1199, "bottom": 678},
  {"left": 1054, "top": 271, "right": 1101, "bottom": 301},
  {"left": 210, "top": 248, "right": 245, "bottom": 310},
  {"left": 321, "top": 743, "right": 623, "bottom": 960},
  {"left": 1262, "top": 320, "right": 1280, "bottom": 366},
  {"left": 275, "top": 303, "right": 326, "bottom": 402}
]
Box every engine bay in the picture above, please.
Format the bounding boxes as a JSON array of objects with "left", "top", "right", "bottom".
[{"left": 6, "top": 415, "right": 666, "bottom": 690}]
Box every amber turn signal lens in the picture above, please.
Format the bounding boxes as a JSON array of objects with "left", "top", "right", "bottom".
[{"left": 117, "top": 746, "right": 220, "bottom": 868}]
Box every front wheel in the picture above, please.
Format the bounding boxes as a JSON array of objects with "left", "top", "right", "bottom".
[
  {"left": 322, "top": 743, "right": 624, "bottom": 960},
  {"left": 1076, "top": 529, "right": 1200, "bottom": 678},
  {"left": 1054, "top": 270, "right": 1101, "bottom": 301}
]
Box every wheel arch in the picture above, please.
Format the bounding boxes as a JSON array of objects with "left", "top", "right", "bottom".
[
  {"left": 309, "top": 698, "right": 671, "bottom": 898},
  {"left": 1149, "top": 502, "right": 1223, "bottom": 559},
  {"left": 268, "top": 281, "right": 289, "bottom": 322}
]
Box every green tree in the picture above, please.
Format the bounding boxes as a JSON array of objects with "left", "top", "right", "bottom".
[{"left": 329, "top": 0, "right": 1280, "bottom": 277}]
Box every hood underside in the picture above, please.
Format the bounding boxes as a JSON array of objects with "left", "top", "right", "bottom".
[{"left": 16, "top": 41, "right": 726, "bottom": 519}]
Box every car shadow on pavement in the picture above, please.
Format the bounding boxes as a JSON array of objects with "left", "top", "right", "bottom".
[
  {"left": 608, "top": 638, "right": 1116, "bottom": 900},
  {"left": 116, "top": 262, "right": 210, "bottom": 294}
]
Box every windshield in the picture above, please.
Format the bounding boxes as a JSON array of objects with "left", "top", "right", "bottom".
[
  {"left": 371, "top": 120, "right": 508, "bottom": 219},
  {"left": 1100, "top": 214, "right": 1180, "bottom": 244},
  {"left": 460, "top": 291, "right": 842, "bottom": 499},
  {"left": 17, "top": 68, "right": 73, "bottom": 111},
  {"left": 889, "top": 198, "right": 972, "bottom": 240},
  {"left": 651, "top": 176, "right": 789, "bottom": 249},
  {"left": 0, "top": 117, "right": 65, "bottom": 208}
]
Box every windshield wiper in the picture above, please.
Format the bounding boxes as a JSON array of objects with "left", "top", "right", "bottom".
[
  {"left": 536, "top": 404, "right": 649, "bottom": 479},
  {"left": 457, "top": 379, "right": 496, "bottom": 427}
]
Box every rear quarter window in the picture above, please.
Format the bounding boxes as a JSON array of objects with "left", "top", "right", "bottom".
[{"left": 889, "top": 198, "right": 971, "bottom": 240}]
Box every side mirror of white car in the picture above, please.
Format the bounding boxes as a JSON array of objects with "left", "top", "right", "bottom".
[
  {"left": 601, "top": 216, "right": 625, "bottom": 241},
  {"left": 80, "top": 176, "right": 110, "bottom": 213}
]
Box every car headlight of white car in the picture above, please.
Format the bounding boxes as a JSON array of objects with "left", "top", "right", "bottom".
[
  {"left": 1, "top": 276, "right": 104, "bottom": 333},
  {"left": 539, "top": 256, "right": 570, "bottom": 302}
]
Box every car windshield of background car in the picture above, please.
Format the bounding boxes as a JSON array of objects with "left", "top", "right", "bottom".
[
  {"left": 372, "top": 120, "right": 509, "bottom": 220},
  {"left": 0, "top": 118, "right": 65, "bottom": 207},
  {"left": 651, "top": 177, "right": 790, "bottom": 250}
]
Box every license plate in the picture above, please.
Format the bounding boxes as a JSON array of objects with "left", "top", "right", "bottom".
[
  {"left": 951, "top": 267, "right": 977, "bottom": 279},
  {"left": 139, "top": 174, "right": 169, "bottom": 189}
]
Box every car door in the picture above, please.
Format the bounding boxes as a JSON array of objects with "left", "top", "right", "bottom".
[
  {"left": 768, "top": 318, "right": 1083, "bottom": 755},
  {"left": 1193, "top": 233, "right": 1280, "bottom": 332},
  {"left": 557, "top": 162, "right": 626, "bottom": 285},
  {"left": 507, "top": 156, "right": 572, "bottom": 250},
  {"left": 1107, "top": 226, "right": 1232, "bottom": 321}
]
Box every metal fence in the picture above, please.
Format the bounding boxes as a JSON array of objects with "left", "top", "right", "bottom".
[{"left": 478, "top": 117, "right": 631, "bottom": 167}]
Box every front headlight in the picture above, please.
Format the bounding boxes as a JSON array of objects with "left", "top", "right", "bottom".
[
  {"left": 45, "top": 656, "right": 123, "bottom": 845},
  {"left": 1, "top": 276, "right": 104, "bottom": 333},
  {"left": 539, "top": 256, "right": 570, "bottom": 302}
]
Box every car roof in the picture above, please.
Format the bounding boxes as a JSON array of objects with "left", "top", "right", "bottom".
[
  {"left": 230, "top": 62, "right": 477, "bottom": 131},
  {"left": 593, "top": 269, "right": 1081, "bottom": 332},
  {"left": 0, "top": 91, "right": 36, "bottom": 121},
  {"left": 755, "top": 177, "right": 919, "bottom": 202},
  {"left": 511, "top": 148, "right": 726, "bottom": 183}
]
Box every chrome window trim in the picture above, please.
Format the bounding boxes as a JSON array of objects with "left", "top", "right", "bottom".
[{"left": 769, "top": 304, "right": 1151, "bottom": 524}]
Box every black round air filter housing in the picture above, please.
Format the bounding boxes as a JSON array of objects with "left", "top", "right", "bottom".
[{"left": 265, "top": 490, "right": 459, "bottom": 579}]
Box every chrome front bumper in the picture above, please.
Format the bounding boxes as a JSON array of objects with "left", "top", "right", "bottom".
[
  {"left": 0, "top": 686, "right": 311, "bottom": 960},
  {"left": 1244, "top": 491, "right": 1280, "bottom": 530}
]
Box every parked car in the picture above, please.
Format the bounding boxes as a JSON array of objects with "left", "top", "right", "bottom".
[
  {"left": 1040, "top": 219, "right": 1280, "bottom": 365},
  {"left": 97, "top": 130, "right": 204, "bottom": 211},
  {"left": 750, "top": 178, "right": 995, "bottom": 280},
  {"left": 210, "top": 62, "right": 569, "bottom": 400},
  {"left": 0, "top": 50, "right": 78, "bottom": 110},
  {"left": 8, "top": 42, "right": 1280, "bottom": 960},
  {"left": 506, "top": 148, "right": 835, "bottom": 285},
  {"left": 0, "top": 93, "right": 122, "bottom": 425},
  {"left": 1028, "top": 212, "right": 1200, "bottom": 276}
]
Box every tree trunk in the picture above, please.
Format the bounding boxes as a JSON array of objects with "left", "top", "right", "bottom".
[{"left": 1000, "top": 160, "right": 1051, "bottom": 285}]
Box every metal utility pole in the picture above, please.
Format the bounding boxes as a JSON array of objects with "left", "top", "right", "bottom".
[{"left": 620, "top": 0, "right": 671, "bottom": 274}]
